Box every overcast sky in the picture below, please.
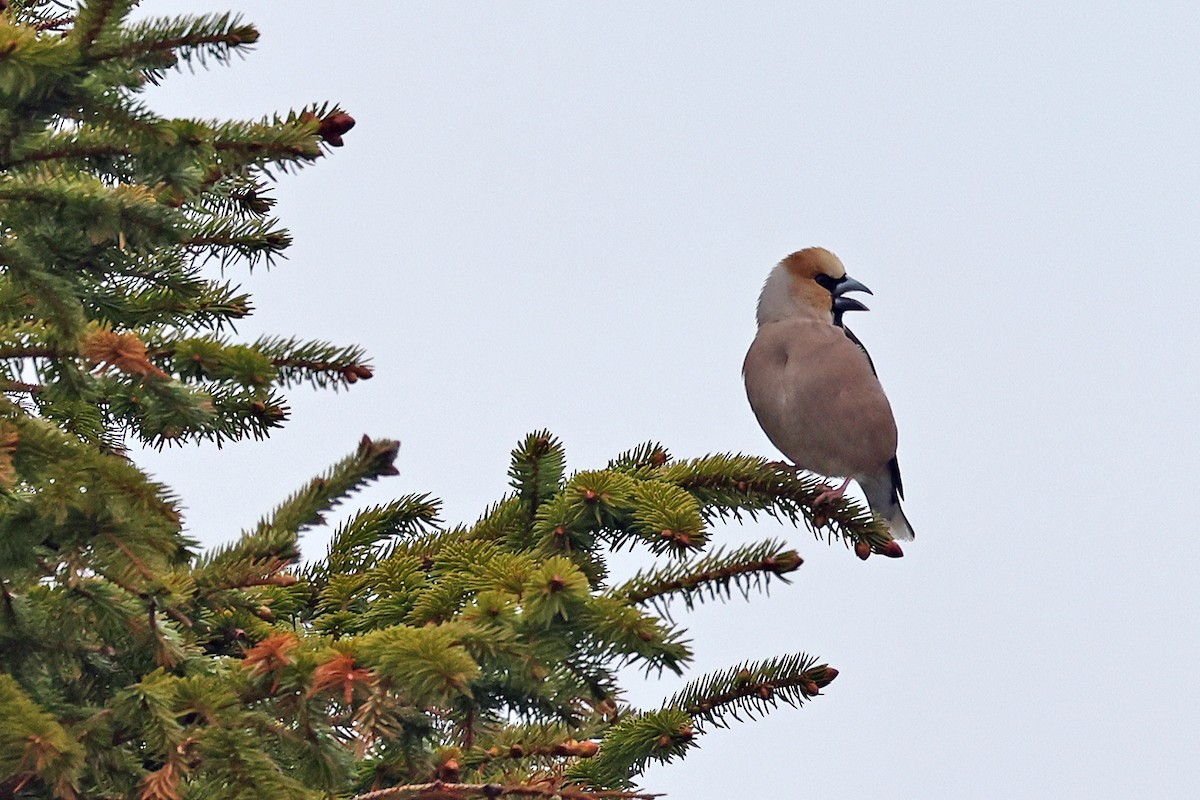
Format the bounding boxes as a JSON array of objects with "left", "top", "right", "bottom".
[{"left": 134, "top": 2, "right": 1200, "bottom": 797}]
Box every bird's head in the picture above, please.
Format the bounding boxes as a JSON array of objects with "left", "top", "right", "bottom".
[{"left": 756, "top": 247, "right": 873, "bottom": 326}]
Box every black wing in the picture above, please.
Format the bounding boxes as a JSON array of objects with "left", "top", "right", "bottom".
[
  {"left": 834, "top": 314, "right": 902, "bottom": 499},
  {"left": 835, "top": 319, "right": 877, "bottom": 377}
]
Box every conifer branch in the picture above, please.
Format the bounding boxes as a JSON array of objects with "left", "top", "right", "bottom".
[
  {"left": 88, "top": 279, "right": 252, "bottom": 331},
  {"left": 87, "top": 12, "right": 259, "bottom": 69},
  {"left": 200, "top": 436, "right": 399, "bottom": 576},
  {"left": 33, "top": 14, "right": 75, "bottom": 35},
  {"left": 183, "top": 217, "right": 291, "bottom": 268},
  {"left": 351, "top": 783, "right": 660, "bottom": 800},
  {"left": 610, "top": 540, "right": 802, "bottom": 611},
  {"left": 660, "top": 454, "right": 895, "bottom": 552},
  {"left": 0, "top": 344, "right": 56, "bottom": 359},
  {"left": 462, "top": 731, "right": 601, "bottom": 770},
  {"left": 0, "top": 378, "right": 41, "bottom": 392},
  {"left": 315, "top": 494, "right": 442, "bottom": 582},
  {"left": 509, "top": 430, "right": 566, "bottom": 522},
  {"left": 71, "top": 0, "right": 124, "bottom": 53},
  {"left": 0, "top": 673, "right": 84, "bottom": 796},
  {"left": 252, "top": 335, "right": 373, "bottom": 389},
  {"left": 572, "top": 709, "right": 696, "bottom": 790},
  {"left": 5, "top": 139, "right": 132, "bottom": 164},
  {"left": 0, "top": 176, "right": 183, "bottom": 241},
  {"left": 248, "top": 434, "right": 399, "bottom": 537},
  {"left": 662, "top": 655, "right": 838, "bottom": 729}
]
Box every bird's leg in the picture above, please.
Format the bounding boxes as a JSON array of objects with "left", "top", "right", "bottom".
[{"left": 813, "top": 477, "right": 852, "bottom": 507}]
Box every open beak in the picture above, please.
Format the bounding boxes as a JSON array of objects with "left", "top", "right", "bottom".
[
  {"left": 833, "top": 275, "right": 873, "bottom": 299},
  {"left": 833, "top": 295, "right": 870, "bottom": 314}
]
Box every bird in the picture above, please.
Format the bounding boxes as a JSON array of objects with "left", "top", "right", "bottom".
[{"left": 743, "top": 247, "right": 913, "bottom": 540}]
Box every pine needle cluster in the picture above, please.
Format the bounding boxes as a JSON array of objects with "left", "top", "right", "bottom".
[{"left": 0, "top": 4, "right": 905, "bottom": 799}]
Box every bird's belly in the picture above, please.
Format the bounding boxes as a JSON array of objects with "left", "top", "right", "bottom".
[{"left": 746, "top": 353, "right": 896, "bottom": 478}]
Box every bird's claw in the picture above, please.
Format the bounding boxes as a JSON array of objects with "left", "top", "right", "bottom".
[{"left": 812, "top": 478, "right": 852, "bottom": 508}]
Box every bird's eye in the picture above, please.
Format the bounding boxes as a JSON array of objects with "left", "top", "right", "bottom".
[{"left": 814, "top": 274, "right": 840, "bottom": 292}]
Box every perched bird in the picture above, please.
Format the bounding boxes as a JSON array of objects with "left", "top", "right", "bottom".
[{"left": 743, "top": 247, "right": 913, "bottom": 540}]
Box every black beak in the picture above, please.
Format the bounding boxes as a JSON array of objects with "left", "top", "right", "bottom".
[
  {"left": 832, "top": 275, "right": 873, "bottom": 299},
  {"left": 832, "top": 295, "right": 869, "bottom": 314}
]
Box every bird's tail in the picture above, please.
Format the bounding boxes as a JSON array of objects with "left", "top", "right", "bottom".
[{"left": 859, "top": 473, "right": 915, "bottom": 541}]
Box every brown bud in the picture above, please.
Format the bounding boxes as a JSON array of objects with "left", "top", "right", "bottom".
[
  {"left": 486, "top": 747, "right": 501, "bottom": 758},
  {"left": 679, "top": 726, "right": 695, "bottom": 739},
  {"left": 554, "top": 739, "right": 598, "bottom": 757},
  {"left": 553, "top": 525, "right": 567, "bottom": 537},
  {"left": 879, "top": 540, "right": 905, "bottom": 558},
  {"left": 353, "top": 365, "right": 374, "bottom": 379},
  {"left": 802, "top": 681, "right": 820, "bottom": 696},
  {"left": 571, "top": 740, "right": 599, "bottom": 758},
  {"left": 814, "top": 666, "right": 839, "bottom": 686},
  {"left": 638, "top": 631, "right": 654, "bottom": 642},
  {"left": 583, "top": 489, "right": 598, "bottom": 502},
  {"left": 771, "top": 551, "right": 803, "bottom": 572},
  {"left": 344, "top": 369, "right": 358, "bottom": 384},
  {"left": 436, "top": 758, "right": 460, "bottom": 782},
  {"left": 736, "top": 668, "right": 752, "bottom": 682},
  {"left": 813, "top": 513, "right": 828, "bottom": 528},
  {"left": 508, "top": 744, "right": 526, "bottom": 758},
  {"left": 854, "top": 541, "right": 871, "bottom": 560},
  {"left": 736, "top": 480, "right": 748, "bottom": 492},
  {"left": 548, "top": 575, "right": 566, "bottom": 592},
  {"left": 758, "top": 685, "right": 774, "bottom": 700},
  {"left": 650, "top": 449, "right": 668, "bottom": 467},
  {"left": 656, "top": 734, "right": 673, "bottom": 749},
  {"left": 318, "top": 111, "right": 356, "bottom": 146}
]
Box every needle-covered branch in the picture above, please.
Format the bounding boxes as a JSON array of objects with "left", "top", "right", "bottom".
[
  {"left": 0, "top": 5, "right": 367, "bottom": 452},
  {"left": 663, "top": 654, "right": 839, "bottom": 729},
  {"left": 567, "top": 709, "right": 697, "bottom": 791},
  {"left": 259, "top": 431, "right": 900, "bottom": 798},
  {"left": 200, "top": 435, "right": 399, "bottom": 577},
  {"left": 351, "top": 782, "right": 661, "bottom": 800},
  {"left": 82, "top": 10, "right": 259, "bottom": 71},
  {"left": 610, "top": 539, "right": 803, "bottom": 612}
]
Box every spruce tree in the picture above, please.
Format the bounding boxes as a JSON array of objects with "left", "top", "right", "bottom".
[{"left": 0, "top": 3, "right": 903, "bottom": 798}]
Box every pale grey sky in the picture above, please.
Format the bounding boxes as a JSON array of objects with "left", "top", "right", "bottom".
[{"left": 136, "top": 2, "right": 1200, "bottom": 797}]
